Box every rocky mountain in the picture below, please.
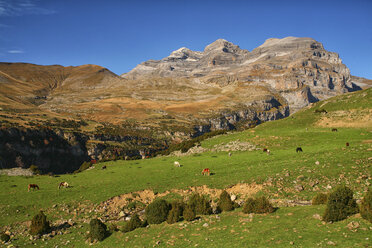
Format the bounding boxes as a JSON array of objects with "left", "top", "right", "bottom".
[
  {"left": 123, "top": 37, "right": 361, "bottom": 112},
  {"left": 0, "top": 37, "right": 367, "bottom": 173}
]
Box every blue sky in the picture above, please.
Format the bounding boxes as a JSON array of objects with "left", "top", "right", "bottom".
[{"left": 0, "top": 0, "right": 371, "bottom": 78}]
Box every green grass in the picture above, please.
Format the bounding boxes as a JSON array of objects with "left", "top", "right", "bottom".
[{"left": 0, "top": 88, "right": 371, "bottom": 247}]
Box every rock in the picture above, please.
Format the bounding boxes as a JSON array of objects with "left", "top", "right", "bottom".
[
  {"left": 315, "top": 161, "right": 320, "bottom": 165},
  {"left": 119, "top": 211, "right": 126, "bottom": 217},
  {"left": 327, "top": 241, "right": 336, "bottom": 246},
  {"left": 294, "top": 185, "right": 304, "bottom": 192},
  {"left": 347, "top": 221, "right": 360, "bottom": 230},
  {"left": 230, "top": 194, "right": 237, "bottom": 201},
  {"left": 202, "top": 223, "right": 209, "bottom": 227},
  {"left": 125, "top": 216, "right": 131, "bottom": 221},
  {"left": 312, "top": 214, "right": 321, "bottom": 220}
]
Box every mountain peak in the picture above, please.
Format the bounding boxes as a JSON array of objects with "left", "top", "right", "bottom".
[{"left": 204, "top": 39, "right": 243, "bottom": 53}]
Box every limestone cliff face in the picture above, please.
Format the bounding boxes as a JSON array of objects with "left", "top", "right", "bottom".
[{"left": 123, "top": 37, "right": 360, "bottom": 113}]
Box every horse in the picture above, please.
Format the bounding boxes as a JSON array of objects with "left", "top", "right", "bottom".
[
  {"left": 102, "top": 165, "right": 107, "bottom": 170},
  {"left": 266, "top": 149, "right": 271, "bottom": 155},
  {"left": 174, "top": 161, "right": 181, "bottom": 167},
  {"left": 228, "top": 152, "right": 232, "bottom": 157},
  {"left": 346, "top": 142, "right": 350, "bottom": 147},
  {"left": 28, "top": 184, "right": 39, "bottom": 192},
  {"left": 58, "top": 182, "right": 69, "bottom": 189},
  {"left": 263, "top": 148, "right": 268, "bottom": 152},
  {"left": 332, "top": 128, "right": 338, "bottom": 132},
  {"left": 296, "top": 147, "right": 303, "bottom": 153},
  {"left": 201, "top": 168, "right": 210, "bottom": 176}
]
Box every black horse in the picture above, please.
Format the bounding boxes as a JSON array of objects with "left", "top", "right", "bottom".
[{"left": 296, "top": 147, "right": 303, "bottom": 153}]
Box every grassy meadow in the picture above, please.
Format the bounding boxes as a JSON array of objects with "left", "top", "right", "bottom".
[{"left": 0, "top": 88, "right": 371, "bottom": 247}]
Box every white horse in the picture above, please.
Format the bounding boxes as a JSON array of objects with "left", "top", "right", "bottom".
[
  {"left": 58, "top": 182, "right": 69, "bottom": 189},
  {"left": 174, "top": 161, "right": 181, "bottom": 167}
]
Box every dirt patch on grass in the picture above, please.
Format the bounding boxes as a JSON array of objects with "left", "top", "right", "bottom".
[
  {"left": 99, "top": 183, "right": 263, "bottom": 213},
  {"left": 315, "top": 109, "right": 372, "bottom": 128}
]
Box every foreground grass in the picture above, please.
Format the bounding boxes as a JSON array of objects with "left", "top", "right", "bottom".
[{"left": 7, "top": 206, "right": 372, "bottom": 247}]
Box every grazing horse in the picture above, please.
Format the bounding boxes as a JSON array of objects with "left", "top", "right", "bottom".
[
  {"left": 263, "top": 148, "right": 268, "bottom": 152},
  {"left": 174, "top": 161, "right": 181, "bottom": 167},
  {"left": 58, "top": 182, "right": 69, "bottom": 189},
  {"left": 228, "top": 152, "right": 232, "bottom": 157},
  {"left": 296, "top": 147, "right": 303, "bottom": 153},
  {"left": 332, "top": 128, "right": 338, "bottom": 132},
  {"left": 28, "top": 184, "right": 39, "bottom": 192},
  {"left": 266, "top": 149, "right": 271, "bottom": 155},
  {"left": 346, "top": 142, "right": 350, "bottom": 147},
  {"left": 201, "top": 168, "right": 210, "bottom": 176},
  {"left": 102, "top": 165, "right": 107, "bottom": 170}
]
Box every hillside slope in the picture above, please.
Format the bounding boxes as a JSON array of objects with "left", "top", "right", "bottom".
[{"left": 0, "top": 88, "right": 371, "bottom": 247}]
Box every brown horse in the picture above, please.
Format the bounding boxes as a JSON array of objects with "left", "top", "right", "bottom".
[
  {"left": 201, "top": 168, "right": 210, "bottom": 176},
  {"left": 58, "top": 182, "right": 69, "bottom": 189},
  {"left": 28, "top": 184, "right": 39, "bottom": 192}
]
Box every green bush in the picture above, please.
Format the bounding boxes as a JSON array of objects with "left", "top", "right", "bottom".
[
  {"left": 323, "top": 186, "right": 359, "bottom": 222},
  {"left": 360, "top": 189, "right": 372, "bottom": 223},
  {"left": 30, "top": 211, "right": 50, "bottom": 235},
  {"left": 218, "top": 190, "right": 234, "bottom": 212},
  {"left": 312, "top": 193, "right": 328, "bottom": 205},
  {"left": 0, "top": 233, "right": 10, "bottom": 242},
  {"left": 74, "top": 161, "right": 92, "bottom": 173},
  {"left": 167, "top": 201, "right": 185, "bottom": 224},
  {"left": 242, "top": 196, "right": 274, "bottom": 214},
  {"left": 88, "top": 218, "right": 108, "bottom": 242},
  {"left": 145, "top": 199, "right": 171, "bottom": 224},
  {"left": 122, "top": 214, "right": 144, "bottom": 233},
  {"left": 29, "top": 165, "right": 40, "bottom": 175},
  {"left": 183, "top": 205, "right": 196, "bottom": 221},
  {"left": 188, "top": 193, "right": 212, "bottom": 215}
]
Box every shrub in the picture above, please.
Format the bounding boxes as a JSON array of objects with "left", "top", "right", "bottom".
[
  {"left": 0, "top": 233, "right": 10, "bottom": 242},
  {"left": 188, "top": 193, "right": 212, "bottom": 215},
  {"left": 360, "top": 189, "right": 372, "bottom": 223},
  {"left": 323, "top": 186, "right": 359, "bottom": 222},
  {"left": 183, "top": 205, "right": 196, "bottom": 221},
  {"left": 242, "top": 196, "right": 274, "bottom": 214},
  {"left": 218, "top": 190, "right": 234, "bottom": 212},
  {"left": 88, "top": 218, "right": 108, "bottom": 241},
  {"left": 74, "top": 161, "right": 92, "bottom": 173},
  {"left": 167, "top": 201, "right": 185, "bottom": 224},
  {"left": 29, "top": 165, "right": 40, "bottom": 175},
  {"left": 145, "top": 199, "right": 171, "bottom": 224},
  {"left": 122, "top": 214, "right": 143, "bottom": 233},
  {"left": 30, "top": 211, "right": 50, "bottom": 235},
  {"left": 312, "top": 193, "right": 328, "bottom": 205}
]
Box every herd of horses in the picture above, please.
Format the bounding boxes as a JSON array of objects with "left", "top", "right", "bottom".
[
  {"left": 27, "top": 181, "right": 69, "bottom": 192},
  {"left": 28, "top": 128, "right": 348, "bottom": 191}
]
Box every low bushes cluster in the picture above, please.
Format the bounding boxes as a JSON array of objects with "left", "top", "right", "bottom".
[
  {"left": 30, "top": 211, "right": 50, "bottom": 235},
  {"left": 312, "top": 193, "right": 328, "bottom": 205},
  {"left": 88, "top": 218, "right": 108, "bottom": 242},
  {"left": 145, "top": 199, "right": 171, "bottom": 224},
  {"left": 183, "top": 205, "right": 196, "bottom": 221},
  {"left": 242, "top": 196, "right": 274, "bottom": 214},
  {"left": 167, "top": 201, "right": 185, "bottom": 224},
  {"left": 187, "top": 193, "right": 212, "bottom": 215},
  {"left": 323, "top": 186, "right": 359, "bottom": 222},
  {"left": 360, "top": 189, "right": 372, "bottom": 223},
  {"left": 218, "top": 190, "right": 234, "bottom": 212},
  {"left": 122, "top": 214, "right": 146, "bottom": 233}
]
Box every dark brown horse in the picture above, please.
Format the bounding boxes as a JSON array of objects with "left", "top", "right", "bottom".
[
  {"left": 296, "top": 147, "right": 303, "bottom": 153},
  {"left": 28, "top": 184, "right": 39, "bottom": 192}
]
